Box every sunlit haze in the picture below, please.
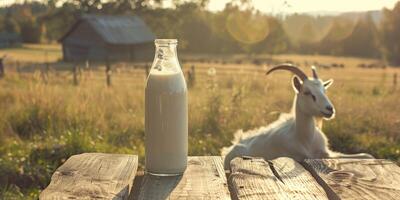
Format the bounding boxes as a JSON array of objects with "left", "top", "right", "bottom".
[
  {"left": 1, "top": 0, "right": 399, "bottom": 15},
  {"left": 205, "top": 0, "right": 399, "bottom": 14}
]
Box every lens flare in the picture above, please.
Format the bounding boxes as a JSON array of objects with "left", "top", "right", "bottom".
[
  {"left": 324, "top": 19, "right": 357, "bottom": 41},
  {"left": 226, "top": 11, "right": 270, "bottom": 44}
]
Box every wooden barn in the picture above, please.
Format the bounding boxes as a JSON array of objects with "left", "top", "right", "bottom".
[{"left": 59, "top": 15, "right": 156, "bottom": 62}]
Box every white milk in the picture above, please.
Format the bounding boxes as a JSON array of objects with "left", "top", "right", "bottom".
[{"left": 145, "top": 68, "right": 188, "bottom": 175}]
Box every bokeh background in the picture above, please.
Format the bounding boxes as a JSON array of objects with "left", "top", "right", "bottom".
[{"left": 0, "top": 0, "right": 400, "bottom": 199}]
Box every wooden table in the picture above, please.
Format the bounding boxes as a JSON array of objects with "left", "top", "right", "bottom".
[{"left": 40, "top": 153, "right": 400, "bottom": 199}]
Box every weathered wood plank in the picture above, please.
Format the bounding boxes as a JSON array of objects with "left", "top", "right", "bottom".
[
  {"left": 303, "top": 159, "right": 400, "bottom": 200},
  {"left": 229, "top": 157, "right": 328, "bottom": 200},
  {"left": 40, "top": 153, "right": 138, "bottom": 200},
  {"left": 134, "top": 156, "right": 230, "bottom": 199}
]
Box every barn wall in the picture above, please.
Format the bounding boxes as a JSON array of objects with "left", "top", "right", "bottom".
[
  {"left": 107, "top": 45, "right": 131, "bottom": 61},
  {"left": 133, "top": 43, "right": 154, "bottom": 61},
  {"left": 106, "top": 43, "right": 153, "bottom": 62}
]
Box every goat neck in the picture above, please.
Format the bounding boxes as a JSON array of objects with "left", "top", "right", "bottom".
[{"left": 293, "top": 95, "right": 316, "bottom": 142}]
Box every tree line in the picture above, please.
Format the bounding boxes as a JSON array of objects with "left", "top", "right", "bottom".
[{"left": 0, "top": 0, "right": 400, "bottom": 65}]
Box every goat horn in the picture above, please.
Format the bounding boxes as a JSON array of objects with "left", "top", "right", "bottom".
[
  {"left": 312, "top": 66, "right": 318, "bottom": 79},
  {"left": 266, "top": 64, "right": 308, "bottom": 81}
]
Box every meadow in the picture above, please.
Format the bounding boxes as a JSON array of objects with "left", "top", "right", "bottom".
[{"left": 0, "top": 45, "right": 400, "bottom": 199}]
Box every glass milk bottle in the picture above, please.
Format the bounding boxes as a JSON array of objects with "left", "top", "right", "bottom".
[{"left": 145, "top": 39, "right": 188, "bottom": 175}]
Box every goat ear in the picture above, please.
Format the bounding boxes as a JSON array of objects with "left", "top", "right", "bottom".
[
  {"left": 323, "top": 79, "right": 334, "bottom": 89},
  {"left": 292, "top": 76, "right": 302, "bottom": 93}
]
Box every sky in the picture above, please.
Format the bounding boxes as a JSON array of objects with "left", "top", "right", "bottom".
[
  {"left": 1, "top": 0, "right": 399, "bottom": 15},
  {"left": 205, "top": 0, "right": 399, "bottom": 15}
]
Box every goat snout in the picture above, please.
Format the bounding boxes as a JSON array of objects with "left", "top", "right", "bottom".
[
  {"left": 325, "top": 105, "right": 334, "bottom": 112},
  {"left": 321, "top": 105, "right": 335, "bottom": 118}
]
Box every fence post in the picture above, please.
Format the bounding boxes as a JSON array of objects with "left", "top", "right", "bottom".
[
  {"left": 191, "top": 65, "right": 196, "bottom": 83},
  {"left": 41, "top": 63, "right": 49, "bottom": 84},
  {"left": 393, "top": 73, "right": 398, "bottom": 91},
  {"left": 85, "top": 60, "right": 91, "bottom": 78},
  {"left": 187, "top": 65, "right": 196, "bottom": 88},
  {"left": 0, "top": 57, "right": 4, "bottom": 78},
  {"left": 73, "top": 62, "right": 79, "bottom": 85},
  {"left": 106, "top": 59, "right": 112, "bottom": 87}
]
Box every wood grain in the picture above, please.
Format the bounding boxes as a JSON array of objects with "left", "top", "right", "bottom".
[
  {"left": 40, "top": 153, "right": 138, "bottom": 200},
  {"left": 229, "top": 157, "right": 328, "bottom": 200},
  {"left": 303, "top": 159, "right": 400, "bottom": 200},
  {"left": 135, "top": 156, "right": 230, "bottom": 199}
]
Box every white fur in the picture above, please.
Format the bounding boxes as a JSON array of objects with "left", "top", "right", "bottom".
[{"left": 222, "top": 71, "right": 373, "bottom": 169}]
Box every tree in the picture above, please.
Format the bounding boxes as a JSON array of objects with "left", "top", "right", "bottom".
[
  {"left": 296, "top": 22, "right": 318, "bottom": 54},
  {"left": 3, "top": 11, "right": 20, "bottom": 33},
  {"left": 39, "top": 2, "right": 79, "bottom": 41},
  {"left": 4, "top": 17, "right": 20, "bottom": 34},
  {"left": 111, "top": 0, "right": 162, "bottom": 14},
  {"left": 70, "top": 0, "right": 103, "bottom": 13},
  {"left": 176, "top": 2, "right": 213, "bottom": 52},
  {"left": 173, "top": 0, "right": 209, "bottom": 8},
  {"left": 342, "top": 14, "right": 379, "bottom": 58},
  {"left": 381, "top": 2, "right": 400, "bottom": 65},
  {"left": 249, "top": 16, "right": 290, "bottom": 54},
  {"left": 298, "top": 22, "right": 317, "bottom": 44},
  {"left": 207, "top": 3, "right": 242, "bottom": 53},
  {"left": 20, "top": 17, "right": 44, "bottom": 43},
  {"left": 319, "top": 18, "right": 355, "bottom": 55}
]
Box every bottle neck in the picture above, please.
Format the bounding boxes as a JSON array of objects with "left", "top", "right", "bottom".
[
  {"left": 151, "top": 43, "right": 180, "bottom": 73},
  {"left": 155, "top": 45, "right": 177, "bottom": 60}
]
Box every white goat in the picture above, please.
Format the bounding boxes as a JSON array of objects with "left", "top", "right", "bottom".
[{"left": 222, "top": 64, "right": 373, "bottom": 169}]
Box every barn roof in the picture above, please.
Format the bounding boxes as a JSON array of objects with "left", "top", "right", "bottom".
[{"left": 60, "top": 15, "right": 155, "bottom": 45}]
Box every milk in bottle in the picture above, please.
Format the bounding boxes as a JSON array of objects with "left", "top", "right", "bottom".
[{"left": 145, "top": 39, "right": 188, "bottom": 175}]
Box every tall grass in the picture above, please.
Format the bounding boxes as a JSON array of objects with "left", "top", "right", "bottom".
[{"left": 0, "top": 61, "right": 400, "bottom": 199}]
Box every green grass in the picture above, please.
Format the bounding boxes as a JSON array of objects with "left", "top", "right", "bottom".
[{"left": 0, "top": 55, "right": 400, "bottom": 198}]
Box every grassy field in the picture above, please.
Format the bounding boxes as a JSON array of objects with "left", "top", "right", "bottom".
[
  {"left": 0, "top": 44, "right": 62, "bottom": 63},
  {"left": 0, "top": 45, "right": 400, "bottom": 199}
]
